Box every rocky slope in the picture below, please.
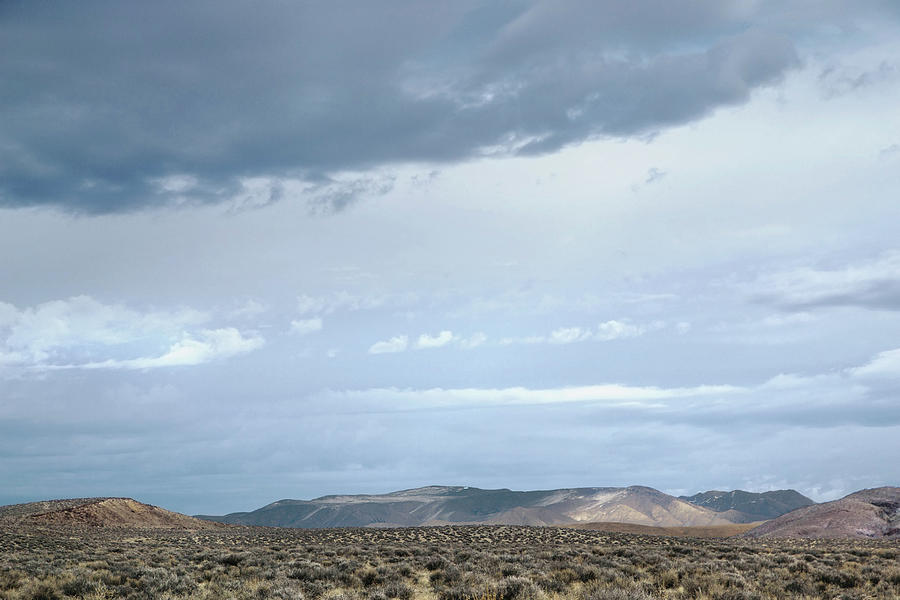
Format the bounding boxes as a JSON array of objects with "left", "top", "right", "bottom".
[
  {"left": 0, "top": 497, "right": 223, "bottom": 529},
  {"left": 679, "top": 489, "right": 814, "bottom": 522},
  {"left": 743, "top": 487, "right": 900, "bottom": 539},
  {"left": 198, "top": 485, "right": 736, "bottom": 528}
]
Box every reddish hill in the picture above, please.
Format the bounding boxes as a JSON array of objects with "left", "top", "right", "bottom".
[
  {"left": 743, "top": 487, "right": 900, "bottom": 539},
  {"left": 1, "top": 497, "right": 224, "bottom": 529}
]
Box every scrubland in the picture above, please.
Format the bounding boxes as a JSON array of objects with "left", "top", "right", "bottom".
[{"left": 1, "top": 524, "right": 898, "bottom": 600}]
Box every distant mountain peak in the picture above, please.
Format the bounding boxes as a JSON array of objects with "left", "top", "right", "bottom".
[{"left": 679, "top": 489, "right": 815, "bottom": 522}]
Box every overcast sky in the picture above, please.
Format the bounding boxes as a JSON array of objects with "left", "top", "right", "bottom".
[{"left": 2, "top": 1, "right": 900, "bottom": 515}]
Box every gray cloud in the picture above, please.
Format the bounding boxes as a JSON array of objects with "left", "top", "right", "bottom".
[
  {"left": 0, "top": 1, "right": 847, "bottom": 213},
  {"left": 748, "top": 252, "right": 900, "bottom": 311},
  {"left": 818, "top": 61, "right": 898, "bottom": 98}
]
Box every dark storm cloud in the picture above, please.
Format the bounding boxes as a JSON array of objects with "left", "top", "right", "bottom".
[{"left": 0, "top": 0, "right": 848, "bottom": 212}]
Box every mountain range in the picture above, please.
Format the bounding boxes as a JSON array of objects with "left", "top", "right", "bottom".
[
  {"left": 5, "top": 486, "right": 898, "bottom": 539},
  {"left": 196, "top": 485, "right": 810, "bottom": 528}
]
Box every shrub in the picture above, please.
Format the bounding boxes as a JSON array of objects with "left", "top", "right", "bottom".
[
  {"left": 496, "top": 576, "right": 537, "bottom": 600},
  {"left": 21, "top": 581, "right": 63, "bottom": 600}
]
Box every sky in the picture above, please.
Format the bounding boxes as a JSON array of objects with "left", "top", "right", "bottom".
[{"left": 2, "top": 1, "right": 900, "bottom": 516}]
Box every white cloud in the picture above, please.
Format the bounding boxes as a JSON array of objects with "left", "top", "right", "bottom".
[
  {"left": 0, "top": 296, "right": 208, "bottom": 365},
  {"left": 595, "top": 319, "right": 656, "bottom": 341},
  {"left": 676, "top": 321, "right": 692, "bottom": 334},
  {"left": 459, "top": 332, "right": 488, "bottom": 349},
  {"left": 505, "top": 320, "right": 662, "bottom": 346},
  {"left": 848, "top": 348, "right": 900, "bottom": 378},
  {"left": 289, "top": 317, "right": 323, "bottom": 336},
  {"left": 499, "top": 335, "right": 546, "bottom": 346},
  {"left": 67, "top": 328, "right": 264, "bottom": 370},
  {"left": 296, "top": 291, "right": 415, "bottom": 316},
  {"left": 0, "top": 296, "right": 263, "bottom": 373},
  {"left": 549, "top": 326, "right": 592, "bottom": 344},
  {"left": 333, "top": 382, "right": 744, "bottom": 410},
  {"left": 415, "top": 330, "right": 455, "bottom": 349},
  {"left": 368, "top": 335, "right": 409, "bottom": 354}
]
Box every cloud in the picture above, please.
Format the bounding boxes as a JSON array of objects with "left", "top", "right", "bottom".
[
  {"left": 6, "top": 341, "right": 900, "bottom": 512},
  {"left": 459, "top": 332, "right": 488, "bottom": 349},
  {"left": 369, "top": 330, "right": 485, "bottom": 352},
  {"left": 289, "top": 318, "right": 323, "bottom": 336},
  {"left": 226, "top": 299, "right": 267, "bottom": 320},
  {"left": 415, "top": 330, "right": 456, "bottom": 349},
  {"left": 818, "top": 60, "right": 898, "bottom": 98},
  {"left": 549, "top": 327, "right": 593, "bottom": 344},
  {"left": 296, "top": 292, "right": 415, "bottom": 316},
  {"left": 0, "top": 296, "right": 206, "bottom": 364},
  {"left": 848, "top": 348, "right": 900, "bottom": 378},
  {"left": 58, "top": 328, "right": 264, "bottom": 370},
  {"left": 880, "top": 143, "right": 900, "bottom": 157},
  {"left": 499, "top": 335, "right": 546, "bottom": 346},
  {"left": 0, "top": 1, "right": 836, "bottom": 213},
  {"left": 0, "top": 296, "right": 262, "bottom": 372},
  {"left": 368, "top": 335, "right": 409, "bottom": 354},
  {"left": 515, "top": 320, "right": 663, "bottom": 345},
  {"left": 632, "top": 166, "right": 667, "bottom": 190},
  {"left": 644, "top": 168, "right": 667, "bottom": 184},
  {"left": 334, "top": 382, "right": 742, "bottom": 410},
  {"left": 596, "top": 319, "right": 657, "bottom": 340},
  {"left": 306, "top": 174, "right": 398, "bottom": 214},
  {"left": 330, "top": 344, "right": 900, "bottom": 429},
  {"left": 749, "top": 251, "right": 900, "bottom": 310}
]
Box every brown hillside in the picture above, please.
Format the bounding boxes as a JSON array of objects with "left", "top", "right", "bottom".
[
  {"left": 743, "top": 486, "right": 900, "bottom": 539},
  {"left": 3, "top": 498, "right": 224, "bottom": 529}
]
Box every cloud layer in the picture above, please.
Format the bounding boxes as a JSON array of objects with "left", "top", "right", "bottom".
[{"left": 0, "top": 0, "right": 829, "bottom": 213}]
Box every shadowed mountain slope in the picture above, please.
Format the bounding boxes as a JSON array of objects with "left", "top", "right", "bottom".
[
  {"left": 742, "top": 487, "right": 900, "bottom": 539},
  {"left": 198, "top": 485, "right": 737, "bottom": 528},
  {"left": 0, "top": 498, "right": 223, "bottom": 529},
  {"left": 679, "top": 489, "right": 815, "bottom": 522}
]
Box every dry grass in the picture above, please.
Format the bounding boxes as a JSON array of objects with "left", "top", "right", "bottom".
[
  {"left": 1, "top": 522, "right": 898, "bottom": 599},
  {"left": 566, "top": 523, "right": 763, "bottom": 538}
]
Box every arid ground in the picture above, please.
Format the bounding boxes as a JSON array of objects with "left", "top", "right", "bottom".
[{"left": 2, "top": 523, "right": 899, "bottom": 600}]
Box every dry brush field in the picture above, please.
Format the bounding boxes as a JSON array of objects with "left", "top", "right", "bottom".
[{"left": 1, "top": 524, "right": 899, "bottom": 600}]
